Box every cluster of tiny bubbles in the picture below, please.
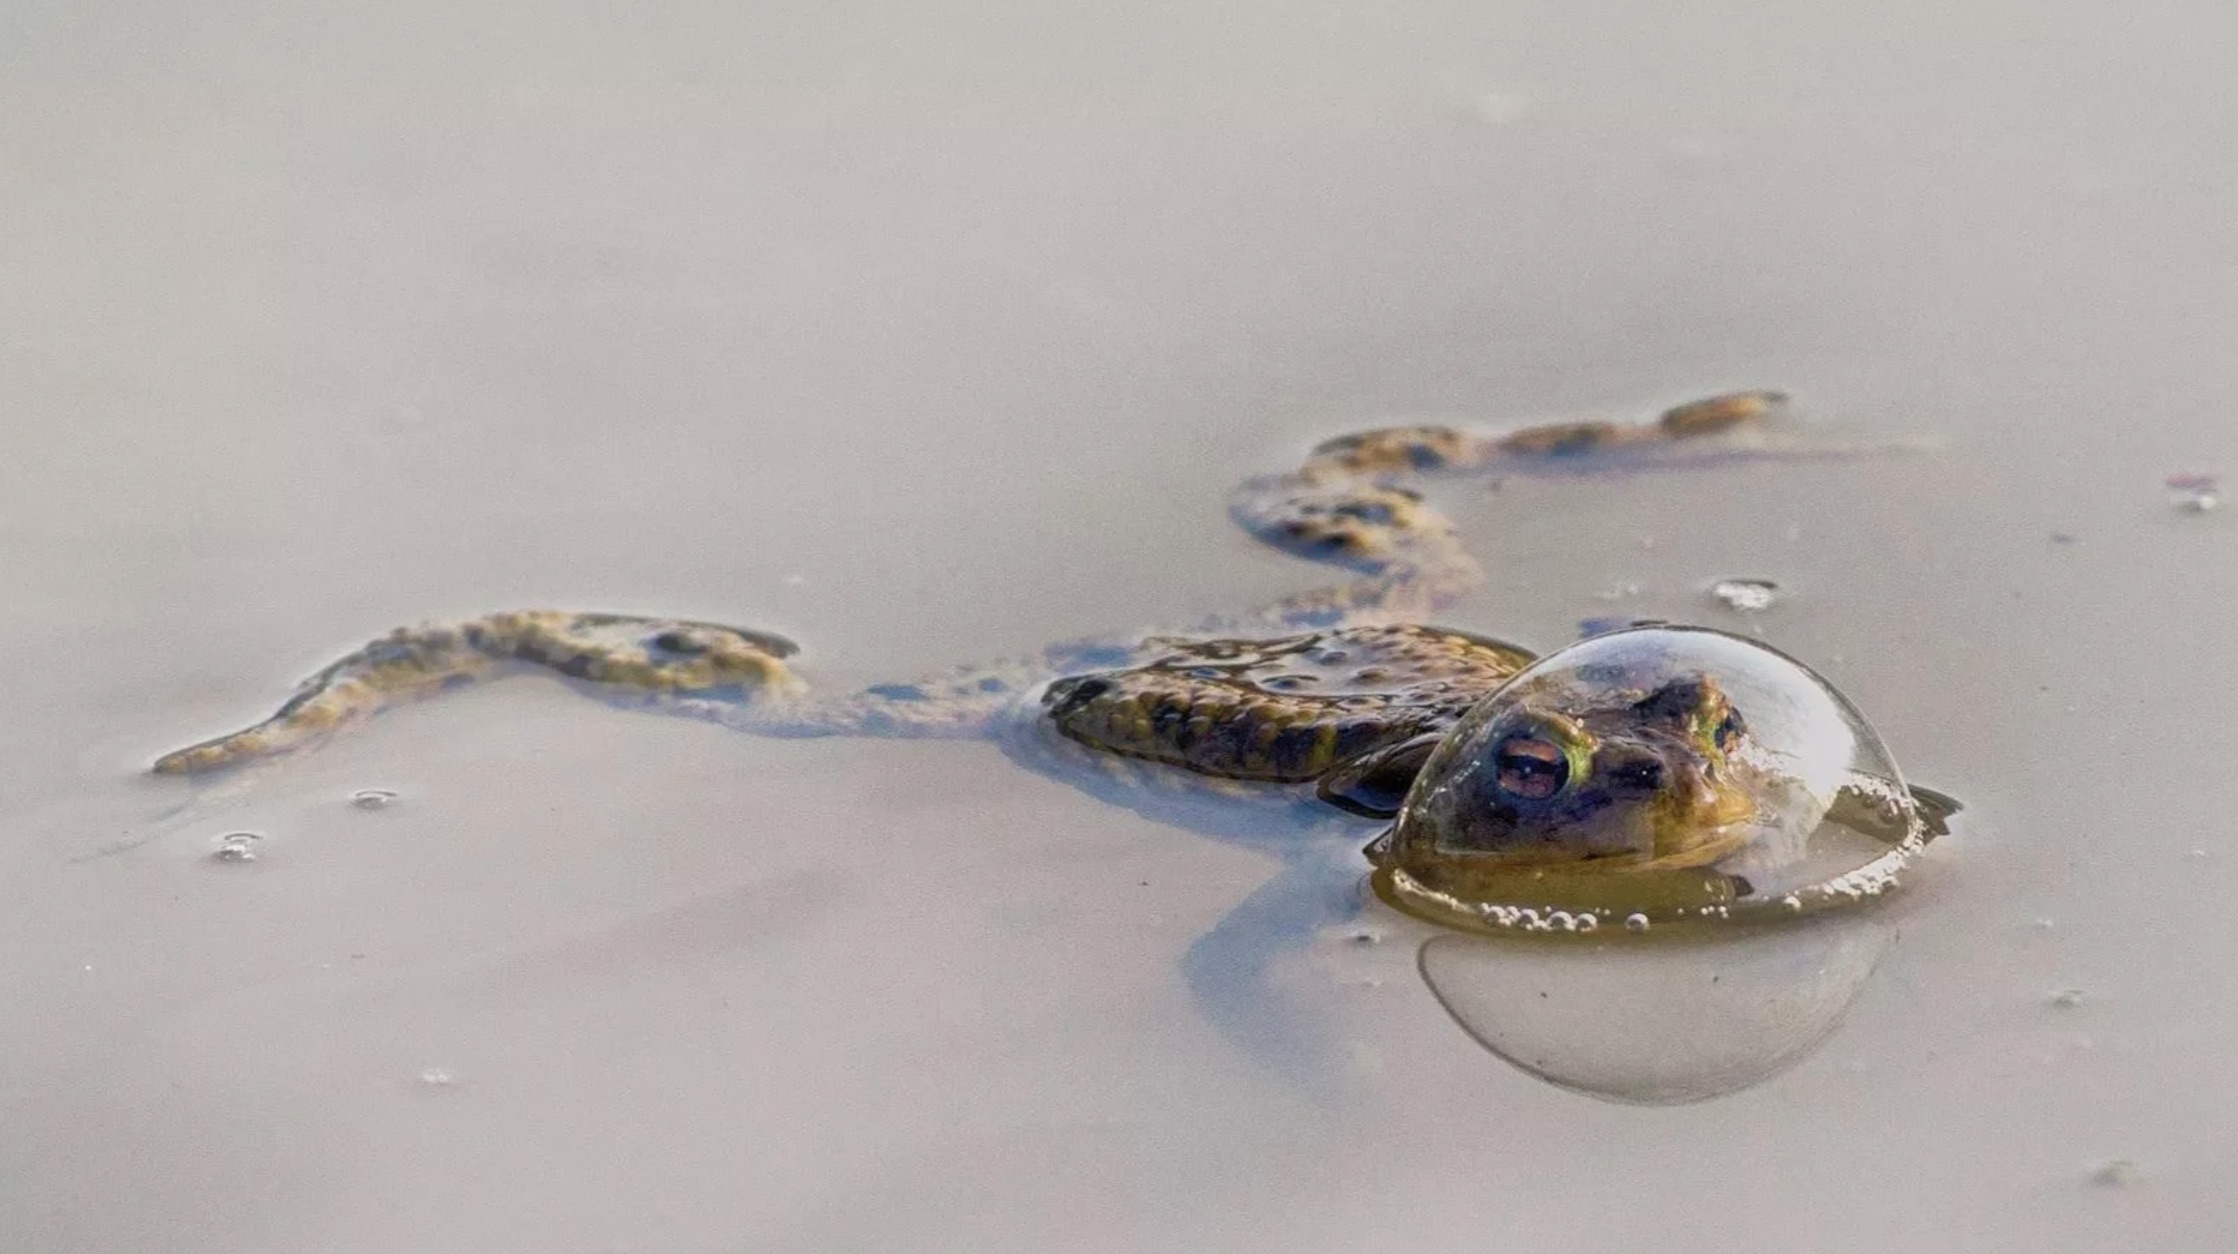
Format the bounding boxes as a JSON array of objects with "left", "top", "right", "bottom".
[
  {"left": 348, "top": 788, "right": 400, "bottom": 811},
  {"left": 210, "top": 831, "right": 264, "bottom": 863},
  {"left": 1368, "top": 626, "right": 1933, "bottom": 937},
  {"left": 1470, "top": 905, "right": 1602, "bottom": 934}
]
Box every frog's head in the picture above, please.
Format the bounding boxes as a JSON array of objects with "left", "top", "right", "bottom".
[
  {"left": 1323, "top": 672, "right": 1763, "bottom": 870},
  {"left": 1429, "top": 675, "right": 1760, "bottom": 870},
  {"left": 1343, "top": 626, "right": 1948, "bottom": 933}
]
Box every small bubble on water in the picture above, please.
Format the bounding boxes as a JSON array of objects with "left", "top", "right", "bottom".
[
  {"left": 348, "top": 788, "right": 399, "bottom": 811},
  {"left": 2048, "top": 988, "right": 2085, "bottom": 1008},
  {"left": 1595, "top": 581, "right": 1642, "bottom": 602},
  {"left": 1623, "top": 913, "right": 1652, "bottom": 933},
  {"left": 2168, "top": 472, "right": 2222, "bottom": 513},
  {"left": 211, "top": 832, "right": 263, "bottom": 863},
  {"left": 1346, "top": 928, "right": 1383, "bottom": 946},
  {"left": 1709, "top": 578, "right": 1780, "bottom": 612},
  {"left": 2089, "top": 1158, "right": 2139, "bottom": 1187},
  {"left": 417, "top": 1067, "right": 460, "bottom": 1088}
]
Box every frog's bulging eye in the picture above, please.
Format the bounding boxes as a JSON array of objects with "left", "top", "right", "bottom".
[
  {"left": 1712, "top": 708, "right": 1745, "bottom": 751},
  {"left": 1494, "top": 734, "right": 1570, "bottom": 799}
]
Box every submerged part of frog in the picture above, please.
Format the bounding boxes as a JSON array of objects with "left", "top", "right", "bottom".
[{"left": 151, "top": 390, "right": 1955, "bottom": 921}]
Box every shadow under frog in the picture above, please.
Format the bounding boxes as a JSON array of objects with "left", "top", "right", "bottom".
[{"left": 145, "top": 391, "right": 1959, "bottom": 1096}]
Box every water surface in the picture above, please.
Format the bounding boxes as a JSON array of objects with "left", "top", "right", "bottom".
[{"left": 4, "top": 3, "right": 2237, "bottom": 1250}]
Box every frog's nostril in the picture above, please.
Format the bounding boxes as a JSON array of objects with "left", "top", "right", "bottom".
[{"left": 1607, "top": 757, "right": 1666, "bottom": 792}]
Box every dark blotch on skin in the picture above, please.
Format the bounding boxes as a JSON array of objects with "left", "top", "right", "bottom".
[
  {"left": 651, "top": 630, "right": 708, "bottom": 656},
  {"left": 1197, "top": 712, "right": 1260, "bottom": 769},
  {"left": 1150, "top": 702, "right": 1187, "bottom": 741},
  {"left": 1042, "top": 675, "right": 1113, "bottom": 721},
  {"left": 1269, "top": 725, "right": 1325, "bottom": 777}
]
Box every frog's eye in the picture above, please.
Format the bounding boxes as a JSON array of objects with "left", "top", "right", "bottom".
[
  {"left": 1712, "top": 707, "right": 1745, "bottom": 751},
  {"left": 1493, "top": 733, "right": 1571, "bottom": 800}
]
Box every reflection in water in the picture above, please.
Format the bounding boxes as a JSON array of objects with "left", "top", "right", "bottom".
[{"left": 1416, "top": 910, "right": 1893, "bottom": 1104}]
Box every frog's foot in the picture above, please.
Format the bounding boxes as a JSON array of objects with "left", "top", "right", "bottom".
[{"left": 150, "top": 610, "right": 804, "bottom": 775}]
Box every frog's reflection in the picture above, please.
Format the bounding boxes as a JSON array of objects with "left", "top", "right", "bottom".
[{"left": 1415, "top": 909, "right": 1892, "bottom": 1104}]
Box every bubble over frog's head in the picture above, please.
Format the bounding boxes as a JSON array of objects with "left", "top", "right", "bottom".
[
  {"left": 1427, "top": 670, "right": 1762, "bottom": 868},
  {"left": 1347, "top": 627, "right": 1943, "bottom": 934}
]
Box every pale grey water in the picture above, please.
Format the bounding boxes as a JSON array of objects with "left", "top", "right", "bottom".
[{"left": 5, "top": 2, "right": 2238, "bottom": 1251}]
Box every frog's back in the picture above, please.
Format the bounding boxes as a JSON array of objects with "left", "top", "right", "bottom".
[{"left": 1039, "top": 624, "right": 1535, "bottom": 782}]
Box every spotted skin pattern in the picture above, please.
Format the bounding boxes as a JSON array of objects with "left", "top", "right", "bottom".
[
  {"left": 1042, "top": 625, "right": 1535, "bottom": 783},
  {"left": 154, "top": 390, "right": 1802, "bottom": 796}
]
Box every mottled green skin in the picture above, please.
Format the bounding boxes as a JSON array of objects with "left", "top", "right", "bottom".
[{"left": 154, "top": 391, "right": 1811, "bottom": 822}]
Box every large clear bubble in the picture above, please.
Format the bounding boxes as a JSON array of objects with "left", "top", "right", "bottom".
[{"left": 1369, "top": 626, "right": 1934, "bottom": 935}]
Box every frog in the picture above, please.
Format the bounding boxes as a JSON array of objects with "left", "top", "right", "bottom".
[{"left": 152, "top": 389, "right": 1956, "bottom": 926}]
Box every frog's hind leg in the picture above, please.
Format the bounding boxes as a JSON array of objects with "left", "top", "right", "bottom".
[
  {"left": 1223, "top": 390, "right": 1886, "bottom": 634},
  {"left": 150, "top": 610, "right": 807, "bottom": 775}
]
